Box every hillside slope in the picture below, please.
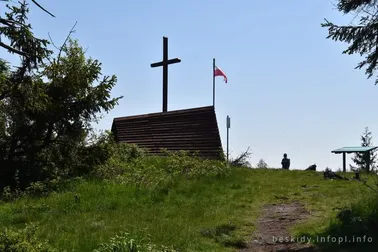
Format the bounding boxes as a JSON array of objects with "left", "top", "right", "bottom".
[{"left": 0, "top": 168, "right": 372, "bottom": 251}]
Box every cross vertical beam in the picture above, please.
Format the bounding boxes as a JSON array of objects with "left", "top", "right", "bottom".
[
  {"left": 162, "top": 37, "right": 168, "bottom": 113},
  {"left": 151, "top": 37, "right": 181, "bottom": 112}
]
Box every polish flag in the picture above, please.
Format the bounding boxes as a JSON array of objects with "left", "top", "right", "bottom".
[{"left": 214, "top": 66, "right": 228, "bottom": 83}]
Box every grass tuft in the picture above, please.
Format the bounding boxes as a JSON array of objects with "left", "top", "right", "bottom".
[{"left": 200, "top": 223, "right": 247, "bottom": 248}]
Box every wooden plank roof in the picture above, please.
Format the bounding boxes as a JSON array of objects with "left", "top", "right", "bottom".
[{"left": 111, "top": 106, "right": 223, "bottom": 160}]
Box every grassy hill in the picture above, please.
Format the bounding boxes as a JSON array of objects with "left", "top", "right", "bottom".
[{"left": 0, "top": 162, "right": 375, "bottom": 251}]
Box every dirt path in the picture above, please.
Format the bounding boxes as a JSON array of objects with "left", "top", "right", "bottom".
[{"left": 241, "top": 202, "right": 317, "bottom": 252}]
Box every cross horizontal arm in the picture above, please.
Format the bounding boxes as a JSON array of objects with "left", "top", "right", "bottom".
[{"left": 151, "top": 58, "right": 181, "bottom": 68}]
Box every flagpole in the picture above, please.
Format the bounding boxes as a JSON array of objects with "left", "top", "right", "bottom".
[{"left": 213, "top": 58, "right": 215, "bottom": 108}]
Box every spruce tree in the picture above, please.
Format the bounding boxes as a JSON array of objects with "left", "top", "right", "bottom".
[
  {"left": 322, "top": 1, "right": 378, "bottom": 84},
  {"left": 350, "top": 127, "right": 377, "bottom": 172},
  {"left": 0, "top": 1, "right": 122, "bottom": 188},
  {"left": 256, "top": 159, "right": 268, "bottom": 169}
]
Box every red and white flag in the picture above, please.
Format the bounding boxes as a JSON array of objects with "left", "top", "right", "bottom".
[{"left": 214, "top": 65, "right": 228, "bottom": 83}]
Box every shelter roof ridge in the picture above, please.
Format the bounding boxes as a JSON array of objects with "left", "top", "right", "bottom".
[
  {"left": 113, "top": 106, "right": 215, "bottom": 122},
  {"left": 331, "top": 146, "right": 378, "bottom": 153}
]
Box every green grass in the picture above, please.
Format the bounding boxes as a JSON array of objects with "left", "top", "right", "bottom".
[
  {"left": 0, "top": 168, "right": 373, "bottom": 251},
  {"left": 297, "top": 191, "right": 378, "bottom": 252}
]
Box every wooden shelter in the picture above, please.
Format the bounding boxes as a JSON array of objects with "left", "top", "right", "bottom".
[
  {"left": 111, "top": 106, "right": 224, "bottom": 160},
  {"left": 331, "top": 146, "right": 378, "bottom": 172}
]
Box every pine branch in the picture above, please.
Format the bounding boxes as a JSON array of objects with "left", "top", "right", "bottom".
[
  {"left": 338, "top": 0, "right": 378, "bottom": 13},
  {"left": 0, "top": 17, "right": 28, "bottom": 28},
  {"left": 0, "top": 41, "right": 29, "bottom": 57},
  {"left": 0, "top": 18, "right": 13, "bottom": 27}
]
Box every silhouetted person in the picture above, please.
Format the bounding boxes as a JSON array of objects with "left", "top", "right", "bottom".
[{"left": 281, "top": 153, "right": 290, "bottom": 170}]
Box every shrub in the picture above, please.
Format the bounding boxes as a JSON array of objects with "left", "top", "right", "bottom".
[
  {"left": 93, "top": 142, "right": 146, "bottom": 179},
  {"left": 0, "top": 223, "right": 55, "bottom": 252},
  {"left": 93, "top": 232, "right": 177, "bottom": 252},
  {"left": 229, "top": 147, "right": 252, "bottom": 167},
  {"left": 110, "top": 150, "right": 230, "bottom": 189}
]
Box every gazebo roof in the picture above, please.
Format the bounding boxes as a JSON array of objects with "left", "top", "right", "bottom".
[{"left": 331, "top": 146, "right": 378, "bottom": 154}]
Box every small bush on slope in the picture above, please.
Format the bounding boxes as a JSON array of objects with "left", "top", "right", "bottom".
[
  {"left": 94, "top": 232, "right": 177, "bottom": 252},
  {"left": 95, "top": 143, "right": 230, "bottom": 188},
  {"left": 0, "top": 223, "right": 55, "bottom": 252},
  {"left": 93, "top": 142, "right": 147, "bottom": 179}
]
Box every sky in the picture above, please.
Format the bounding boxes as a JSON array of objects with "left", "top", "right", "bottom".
[{"left": 2, "top": 0, "right": 378, "bottom": 171}]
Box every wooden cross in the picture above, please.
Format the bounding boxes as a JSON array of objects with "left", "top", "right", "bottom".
[{"left": 151, "top": 37, "right": 181, "bottom": 112}]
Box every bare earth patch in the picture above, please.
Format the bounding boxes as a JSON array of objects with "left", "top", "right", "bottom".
[{"left": 241, "top": 202, "right": 318, "bottom": 252}]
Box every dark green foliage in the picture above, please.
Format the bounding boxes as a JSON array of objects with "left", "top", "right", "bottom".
[
  {"left": 0, "top": 39, "right": 121, "bottom": 189},
  {"left": 0, "top": 1, "right": 122, "bottom": 191},
  {"left": 350, "top": 127, "right": 377, "bottom": 172},
  {"left": 336, "top": 0, "right": 377, "bottom": 14},
  {"left": 93, "top": 141, "right": 147, "bottom": 179},
  {"left": 322, "top": 0, "right": 378, "bottom": 84},
  {"left": 0, "top": 1, "right": 52, "bottom": 71}
]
